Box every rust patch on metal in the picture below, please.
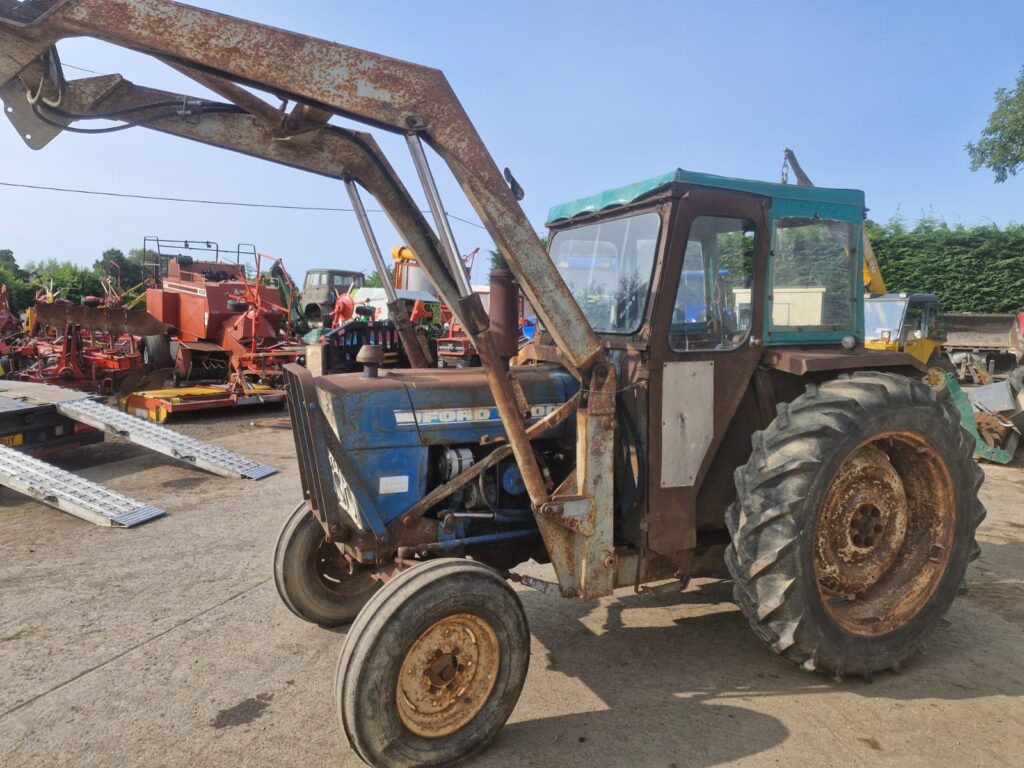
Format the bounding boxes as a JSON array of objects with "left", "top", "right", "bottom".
[{"left": 975, "top": 412, "right": 1010, "bottom": 448}]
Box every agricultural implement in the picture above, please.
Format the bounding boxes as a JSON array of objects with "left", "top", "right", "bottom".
[
  {"left": 0, "top": 4, "right": 986, "bottom": 768},
  {"left": 1, "top": 295, "right": 171, "bottom": 393},
  {"left": 0, "top": 283, "right": 17, "bottom": 337},
  {"left": 118, "top": 237, "right": 303, "bottom": 420}
]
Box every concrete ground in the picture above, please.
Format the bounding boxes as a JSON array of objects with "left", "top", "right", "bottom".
[{"left": 1, "top": 409, "right": 1022, "bottom": 768}]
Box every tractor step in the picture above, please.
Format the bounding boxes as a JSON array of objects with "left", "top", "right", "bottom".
[
  {"left": 0, "top": 443, "right": 164, "bottom": 527},
  {"left": 55, "top": 398, "right": 278, "bottom": 480}
]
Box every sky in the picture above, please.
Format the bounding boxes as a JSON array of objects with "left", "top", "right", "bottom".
[{"left": 1, "top": 0, "right": 1022, "bottom": 283}]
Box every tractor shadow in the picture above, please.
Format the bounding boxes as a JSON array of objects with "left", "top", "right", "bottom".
[{"left": 481, "top": 549, "right": 1024, "bottom": 768}]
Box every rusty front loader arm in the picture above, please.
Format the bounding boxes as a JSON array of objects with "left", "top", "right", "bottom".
[
  {"left": 9, "top": 72, "right": 449, "bottom": 366},
  {"left": 0, "top": 0, "right": 603, "bottom": 368},
  {"left": 0, "top": 0, "right": 609, "bottom": 514}
]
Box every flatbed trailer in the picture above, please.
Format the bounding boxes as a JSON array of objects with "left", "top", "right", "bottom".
[
  {"left": 120, "top": 382, "right": 287, "bottom": 423},
  {"left": 0, "top": 381, "right": 103, "bottom": 456}
]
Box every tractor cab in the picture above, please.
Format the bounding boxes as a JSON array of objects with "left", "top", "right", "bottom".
[
  {"left": 541, "top": 169, "right": 877, "bottom": 552},
  {"left": 545, "top": 169, "right": 865, "bottom": 351},
  {"left": 864, "top": 292, "right": 945, "bottom": 366}
]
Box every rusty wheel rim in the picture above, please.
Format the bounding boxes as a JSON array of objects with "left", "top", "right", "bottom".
[
  {"left": 396, "top": 613, "right": 500, "bottom": 738},
  {"left": 311, "top": 539, "right": 376, "bottom": 599},
  {"left": 814, "top": 433, "right": 955, "bottom": 636}
]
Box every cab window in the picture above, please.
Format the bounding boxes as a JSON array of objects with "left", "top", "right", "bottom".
[
  {"left": 769, "top": 218, "right": 856, "bottom": 331},
  {"left": 550, "top": 211, "right": 661, "bottom": 334},
  {"left": 669, "top": 215, "right": 755, "bottom": 352}
]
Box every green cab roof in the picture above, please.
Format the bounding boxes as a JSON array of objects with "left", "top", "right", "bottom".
[{"left": 546, "top": 169, "right": 865, "bottom": 224}]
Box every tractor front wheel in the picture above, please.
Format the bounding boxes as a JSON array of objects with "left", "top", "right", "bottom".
[
  {"left": 337, "top": 558, "right": 529, "bottom": 768},
  {"left": 726, "top": 371, "right": 984, "bottom": 678},
  {"left": 273, "top": 503, "right": 380, "bottom": 626}
]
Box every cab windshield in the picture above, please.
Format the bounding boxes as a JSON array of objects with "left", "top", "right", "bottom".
[
  {"left": 549, "top": 211, "right": 661, "bottom": 334},
  {"left": 864, "top": 298, "right": 907, "bottom": 340}
]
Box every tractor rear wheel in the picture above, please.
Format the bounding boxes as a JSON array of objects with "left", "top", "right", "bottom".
[
  {"left": 273, "top": 503, "right": 380, "bottom": 626},
  {"left": 725, "top": 371, "right": 984, "bottom": 678},
  {"left": 337, "top": 558, "right": 529, "bottom": 768}
]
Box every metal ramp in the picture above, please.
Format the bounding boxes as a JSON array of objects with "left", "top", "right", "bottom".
[
  {"left": 0, "top": 444, "right": 164, "bottom": 527},
  {"left": 55, "top": 398, "right": 278, "bottom": 480}
]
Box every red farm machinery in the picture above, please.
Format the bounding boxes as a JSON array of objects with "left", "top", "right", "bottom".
[{"left": 122, "top": 238, "right": 302, "bottom": 420}]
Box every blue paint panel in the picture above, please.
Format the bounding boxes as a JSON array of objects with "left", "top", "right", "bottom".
[
  {"left": 315, "top": 364, "right": 578, "bottom": 533},
  {"left": 404, "top": 368, "right": 579, "bottom": 445},
  {"left": 317, "top": 376, "right": 423, "bottom": 450},
  {"left": 347, "top": 446, "right": 429, "bottom": 525}
]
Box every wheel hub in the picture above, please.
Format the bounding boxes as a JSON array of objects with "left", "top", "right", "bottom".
[
  {"left": 397, "top": 613, "right": 500, "bottom": 738},
  {"left": 816, "top": 444, "right": 909, "bottom": 597},
  {"left": 814, "top": 433, "right": 956, "bottom": 636},
  {"left": 311, "top": 539, "right": 376, "bottom": 598}
]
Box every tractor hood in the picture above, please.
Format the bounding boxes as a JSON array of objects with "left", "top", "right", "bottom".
[
  {"left": 288, "top": 364, "right": 579, "bottom": 541},
  {"left": 314, "top": 365, "right": 579, "bottom": 450}
]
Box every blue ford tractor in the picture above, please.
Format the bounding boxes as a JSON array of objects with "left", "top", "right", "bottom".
[{"left": 1, "top": 4, "right": 985, "bottom": 767}]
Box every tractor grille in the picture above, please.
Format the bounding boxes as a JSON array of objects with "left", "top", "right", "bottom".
[{"left": 284, "top": 364, "right": 325, "bottom": 514}]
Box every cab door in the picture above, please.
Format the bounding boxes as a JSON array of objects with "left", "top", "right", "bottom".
[{"left": 644, "top": 188, "right": 770, "bottom": 555}]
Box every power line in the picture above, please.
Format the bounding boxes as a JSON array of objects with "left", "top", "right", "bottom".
[
  {"left": 26, "top": 61, "right": 490, "bottom": 231},
  {"left": 0, "top": 180, "right": 488, "bottom": 229},
  {"left": 62, "top": 62, "right": 105, "bottom": 76}
]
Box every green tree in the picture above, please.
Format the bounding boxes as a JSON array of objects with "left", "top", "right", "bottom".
[
  {"left": 24, "top": 259, "right": 104, "bottom": 305},
  {"left": 127, "top": 248, "right": 154, "bottom": 283},
  {"left": 869, "top": 217, "right": 1024, "bottom": 313},
  {"left": 966, "top": 66, "right": 1024, "bottom": 182},
  {"left": 0, "top": 248, "right": 21, "bottom": 276},
  {"left": 94, "top": 247, "right": 147, "bottom": 287},
  {"left": 365, "top": 265, "right": 394, "bottom": 288},
  {"left": 0, "top": 265, "right": 33, "bottom": 312}
]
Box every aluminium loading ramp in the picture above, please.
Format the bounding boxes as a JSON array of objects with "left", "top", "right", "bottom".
[
  {"left": 0, "top": 443, "right": 164, "bottom": 527},
  {"left": 54, "top": 398, "right": 278, "bottom": 480}
]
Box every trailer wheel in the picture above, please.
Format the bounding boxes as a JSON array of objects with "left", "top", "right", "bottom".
[
  {"left": 140, "top": 334, "right": 173, "bottom": 369},
  {"left": 273, "top": 503, "right": 380, "bottom": 626},
  {"left": 337, "top": 558, "right": 529, "bottom": 768},
  {"left": 725, "top": 371, "right": 985, "bottom": 678}
]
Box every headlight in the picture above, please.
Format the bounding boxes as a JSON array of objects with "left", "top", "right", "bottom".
[{"left": 880, "top": 330, "right": 892, "bottom": 342}]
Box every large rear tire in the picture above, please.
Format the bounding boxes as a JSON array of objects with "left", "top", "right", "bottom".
[
  {"left": 337, "top": 558, "right": 529, "bottom": 768},
  {"left": 273, "top": 503, "right": 380, "bottom": 626},
  {"left": 725, "top": 371, "right": 985, "bottom": 678}
]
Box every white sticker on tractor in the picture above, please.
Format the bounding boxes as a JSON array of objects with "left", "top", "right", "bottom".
[{"left": 379, "top": 475, "right": 410, "bottom": 495}]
